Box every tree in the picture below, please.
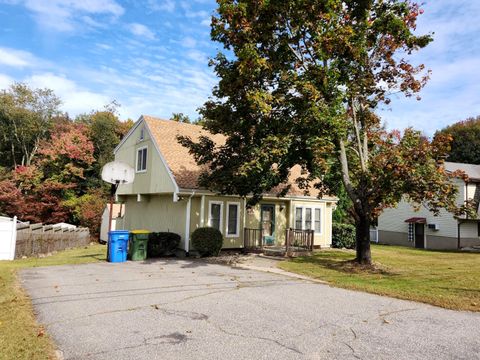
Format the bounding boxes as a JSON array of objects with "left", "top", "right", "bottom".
[
  {"left": 64, "top": 189, "right": 106, "bottom": 238},
  {"left": 0, "top": 83, "right": 61, "bottom": 168},
  {"left": 435, "top": 116, "right": 480, "bottom": 164},
  {"left": 37, "top": 122, "right": 95, "bottom": 185},
  {"left": 76, "top": 110, "right": 134, "bottom": 188},
  {"left": 0, "top": 165, "right": 72, "bottom": 223},
  {"left": 0, "top": 121, "right": 96, "bottom": 224},
  {"left": 170, "top": 112, "right": 191, "bottom": 123},
  {"left": 180, "top": 0, "right": 470, "bottom": 264}
]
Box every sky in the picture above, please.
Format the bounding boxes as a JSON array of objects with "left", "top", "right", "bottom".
[{"left": 0, "top": 0, "right": 479, "bottom": 135}]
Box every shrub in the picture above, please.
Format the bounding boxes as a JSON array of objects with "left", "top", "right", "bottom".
[
  {"left": 191, "top": 227, "right": 223, "bottom": 257},
  {"left": 147, "top": 232, "right": 181, "bottom": 257},
  {"left": 332, "top": 223, "right": 356, "bottom": 249}
]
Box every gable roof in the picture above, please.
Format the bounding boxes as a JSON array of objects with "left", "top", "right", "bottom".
[
  {"left": 445, "top": 162, "right": 480, "bottom": 181},
  {"left": 142, "top": 115, "right": 332, "bottom": 199}
]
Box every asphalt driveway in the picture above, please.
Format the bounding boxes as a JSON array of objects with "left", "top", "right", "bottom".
[{"left": 21, "top": 259, "right": 480, "bottom": 360}]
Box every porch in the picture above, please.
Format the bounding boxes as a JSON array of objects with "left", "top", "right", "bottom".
[{"left": 243, "top": 227, "right": 315, "bottom": 257}]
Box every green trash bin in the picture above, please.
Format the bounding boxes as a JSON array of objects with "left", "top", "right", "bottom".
[{"left": 128, "top": 230, "right": 150, "bottom": 261}]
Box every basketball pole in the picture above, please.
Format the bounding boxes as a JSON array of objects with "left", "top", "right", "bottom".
[{"left": 108, "top": 181, "right": 120, "bottom": 233}]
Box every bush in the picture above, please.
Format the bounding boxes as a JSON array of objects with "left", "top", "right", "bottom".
[
  {"left": 147, "top": 232, "right": 181, "bottom": 257},
  {"left": 332, "top": 223, "right": 356, "bottom": 249},
  {"left": 191, "top": 227, "right": 223, "bottom": 257}
]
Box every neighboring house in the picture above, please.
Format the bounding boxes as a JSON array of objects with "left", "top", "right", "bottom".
[
  {"left": 113, "top": 115, "right": 337, "bottom": 254},
  {"left": 100, "top": 204, "right": 125, "bottom": 243},
  {"left": 377, "top": 162, "right": 480, "bottom": 250}
]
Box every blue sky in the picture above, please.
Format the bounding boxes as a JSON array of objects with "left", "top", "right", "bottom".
[{"left": 0, "top": 0, "right": 479, "bottom": 135}]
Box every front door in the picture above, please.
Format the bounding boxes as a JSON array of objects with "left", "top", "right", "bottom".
[
  {"left": 261, "top": 205, "right": 275, "bottom": 246},
  {"left": 414, "top": 223, "right": 425, "bottom": 249}
]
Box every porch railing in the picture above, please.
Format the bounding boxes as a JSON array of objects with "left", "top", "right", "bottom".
[
  {"left": 285, "top": 228, "right": 314, "bottom": 254},
  {"left": 243, "top": 228, "right": 264, "bottom": 251}
]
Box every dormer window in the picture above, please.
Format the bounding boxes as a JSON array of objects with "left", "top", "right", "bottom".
[{"left": 136, "top": 147, "right": 147, "bottom": 172}]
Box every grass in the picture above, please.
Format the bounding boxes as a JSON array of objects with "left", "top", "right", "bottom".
[
  {"left": 279, "top": 244, "right": 480, "bottom": 312},
  {"left": 0, "top": 244, "right": 106, "bottom": 360}
]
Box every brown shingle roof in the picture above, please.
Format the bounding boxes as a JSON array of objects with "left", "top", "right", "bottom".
[{"left": 143, "top": 115, "right": 334, "bottom": 199}]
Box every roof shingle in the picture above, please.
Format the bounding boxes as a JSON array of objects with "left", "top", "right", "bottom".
[{"left": 143, "top": 115, "right": 333, "bottom": 199}]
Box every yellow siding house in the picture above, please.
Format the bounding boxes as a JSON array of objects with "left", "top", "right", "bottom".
[{"left": 114, "top": 115, "right": 337, "bottom": 254}]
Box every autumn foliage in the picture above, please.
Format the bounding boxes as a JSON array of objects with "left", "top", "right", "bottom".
[{"left": 0, "top": 83, "right": 132, "bottom": 238}]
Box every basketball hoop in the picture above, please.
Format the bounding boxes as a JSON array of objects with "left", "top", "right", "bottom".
[{"left": 101, "top": 162, "right": 135, "bottom": 232}]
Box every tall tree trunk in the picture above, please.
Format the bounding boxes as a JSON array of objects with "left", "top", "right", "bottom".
[{"left": 355, "top": 213, "right": 371, "bottom": 264}]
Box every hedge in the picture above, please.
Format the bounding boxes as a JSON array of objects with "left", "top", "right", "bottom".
[
  {"left": 332, "top": 223, "right": 356, "bottom": 249},
  {"left": 147, "top": 232, "right": 181, "bottom": 257},
  {"left": 191, "top": 227, "right": 223, "bottom": 257}
]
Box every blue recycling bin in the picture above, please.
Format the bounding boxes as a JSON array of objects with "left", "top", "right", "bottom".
[{"left": 108, "top": 230, "right": 129, "bottom": 263}]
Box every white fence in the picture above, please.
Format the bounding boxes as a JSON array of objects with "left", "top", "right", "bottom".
[
  {"left": 0, "top": 217, "right": 90, "bottom": 260},
  {"left": 0, "top": 216, "right": 17, "bottom": 260},
  {"left": 370, "top": 227, "right": 379, "bottom": 243}
]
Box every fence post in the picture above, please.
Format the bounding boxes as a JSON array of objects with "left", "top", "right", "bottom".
[
  {"left": 286, "top": 228, "right": 291, "bottom": 257},
  {"left": 10, "top": 216, "right": 17, "bottom": 260}
]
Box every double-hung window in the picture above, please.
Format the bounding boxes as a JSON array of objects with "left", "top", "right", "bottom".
[
  {"left": 295, "top": 207, "right": 303, "bottom": 229},
  {"left": 305, "top": 208, "right": 312, "bottom": 230},
  {"left": 136, "top": 147, "right": 147, "bottom": 172},
  {"left": 209, "top": 202, "right": 223, "bottom": 232},
  {"left": 314, "top": 208, "right": 321, "bottom": 233},
  {"left": 295, "top": 206, "right": 322, "bottom": 232},
  {"left": 226, "top": 202, "right": 240, "bottom": 237}
]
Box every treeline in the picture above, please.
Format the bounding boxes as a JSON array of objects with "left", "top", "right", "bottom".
[{"left": 0, "top": 83, "right": 133, "bottom": 237}]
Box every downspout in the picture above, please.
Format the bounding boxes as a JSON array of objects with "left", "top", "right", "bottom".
[
  {"left": 185, "top": 192, "right": 195, "bottom": 256},
  {"left": 200, "top": 195, "right": 205, "bottom": 226},
  {"left": 457, "top": 220, "right": 462, "bottom": 250}
]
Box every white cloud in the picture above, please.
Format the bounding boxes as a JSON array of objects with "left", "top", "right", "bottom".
[
  {"left": 379, "top": 0, "right": 480, "bottom": 135},
  {"left": 182, "top": 36, "right": 197, "bottom": 48},
  {"left": 200, "top": 17, "right": 210, "bottom": 26},
  {"left": 186, "top": 49, "right": 208, "bottom": 63},
  {"left": 4, "top": 0, "right": 124, "bottom": 32},
  {"left": 96, "top": 43, "right": 113, "bottom": 50},
  {"left": 128, "top": 23, "right": 156, "bottom": 41},
  {"left": 0, "top": 47, "right": 46, "bottom": 68},
  {"left": 0, "top": 73, "right": 14, "bottom": 89},
  {"left": 146, "top": 0, "right": 175, "bottom": 13},
  {"left": 26, "top": 73, "right": 111, "bottom": 115},
  {"left": 0, "top": 47, "right": 31, "bottom": 67}
]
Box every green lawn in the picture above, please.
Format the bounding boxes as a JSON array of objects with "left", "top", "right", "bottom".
[
  {"left": 0, "top": 244, "right": 106, "bottom": 360},
  {"left": 279, "top": 244, "right": 480, "bottom": 312}
]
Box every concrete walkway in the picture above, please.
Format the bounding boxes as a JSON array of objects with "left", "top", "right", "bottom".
[{"left": 21, "top": 259, "right": 480, "bottom": 360}]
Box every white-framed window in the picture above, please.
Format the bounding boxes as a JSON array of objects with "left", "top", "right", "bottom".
[
  {"left": 314, "top": 208, "right": 322, "bottom": 234},
  {"left": 139, "top": 127, "right": 145, "bottom": 141},
  {"left": 226, "top": 202, "right": 240, "bottom": 237},
  {"left": 136, "top": 146, "right": 147, "bottom": 172},
  {"left": 294, "top": 206, "right": 322, "bottom": 233},
  {"left": 295, "top": 207, "right": 303, "bottom": 229},
  {"left": 208, "top": 201, "right": 223, "bottom": 233},
  {"left": 408, "top": 223, "right": 414, "bottom": 242},
  {"left": 305, "top": 208, "right": 312, "bottom": 230}
]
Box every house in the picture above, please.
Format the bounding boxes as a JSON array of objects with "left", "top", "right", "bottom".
[
  {"left": 377, "top": 162, "right": 480, "bottom": 250},
  {"left": 99, "top": 204, "right": 125, "bottom": 243},
  {"left": 113, "top": 115, "right": 337, "bottom": 254}
]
